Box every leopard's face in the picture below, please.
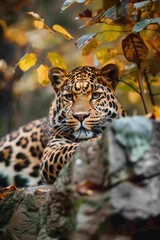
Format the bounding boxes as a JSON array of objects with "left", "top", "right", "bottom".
[{"left": 49, "top": 64, "right": 123, "bottom": 140}]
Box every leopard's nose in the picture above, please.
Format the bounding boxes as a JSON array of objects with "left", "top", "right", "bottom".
[{"left": 73, "top": 112, "right": 90, "bottom": 122}]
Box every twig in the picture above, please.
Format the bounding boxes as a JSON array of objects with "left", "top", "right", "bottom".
[
  {"left": 137, "top": 65, "right": 149, "bottom": 114},
  {"left": 144, "top": 69, "right": 156, "bottom": 105},
  {"left": 119, "top": 79, "right": 140, "bottom": 95},
  {"left": 152, "top": 92, "right": 160, "bottom": 96}
]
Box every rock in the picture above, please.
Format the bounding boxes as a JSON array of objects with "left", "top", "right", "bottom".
[{"left": 1, "top": 117, "right": 160, "bottom": 240}]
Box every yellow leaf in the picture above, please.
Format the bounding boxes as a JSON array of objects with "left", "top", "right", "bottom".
[
  {"left": 34, "top": 20, "right": 44, "bottom": 29},
  {"left": 100, "top": 18, "right": 114, "bottom": 24},
  {"left": 96, "top": 47, "right": 118, "bottom": 64},
  {"left": 48, "top": 52, "right": 67, "bottom": 70},
  {"left": 17, "top": 53, "right": 37, "bottom": 71},
  {"left": 128, "top": 91, "right": 141, "bottom": 104},
  {"left": 6, "top": 28, "right": 28, "bottom": 46},
  {"left": 102, "top": 24, "right": 123, "bottom": 42},
  {"left": 37, "top": 64, "right": 50, "bottom": 86},
  {"left": 52, "top": 24, "right": 73, "bottom": 40},
  {"left": 82, "top": 39, "right": 100, "bottom": 56}
]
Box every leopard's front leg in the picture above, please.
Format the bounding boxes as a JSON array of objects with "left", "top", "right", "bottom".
[{"left": 40, "top": 136, "right": 79, "bottom": 184}]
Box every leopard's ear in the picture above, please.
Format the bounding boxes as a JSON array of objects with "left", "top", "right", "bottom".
[
  {"left": 48, "top": 67, "right": 68, "bottom": 93},
  {"left": 100, "top": 64, "right": 119, "bottom": 90}
]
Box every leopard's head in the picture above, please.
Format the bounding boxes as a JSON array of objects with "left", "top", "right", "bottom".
[{"left": 48, "top": 64, "right": 123, "bottom": 140}]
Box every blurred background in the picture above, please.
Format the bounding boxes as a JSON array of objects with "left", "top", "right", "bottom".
[
  {"left": 0, "top": 0, "right": 87, "bottom": 136},
  {"left": 0, "top": 0, "right": 159, "bottom": 136}
]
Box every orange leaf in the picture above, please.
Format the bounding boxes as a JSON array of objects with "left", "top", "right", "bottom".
[
  {"left": 153, "top": 106, "right": 160, "bottom": 119},
  {"left": 34, "top": 20, "right": 44, "bottom": 29},
  {"left": 0, "top": 185, "right": 18, "bottom": 200},
  {"left": 122, "top": 33, "right": 148, "bottom": 65}
]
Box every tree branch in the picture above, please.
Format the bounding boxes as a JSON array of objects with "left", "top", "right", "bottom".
[{"left": 137, "top": 65, "right": 149, "bottom": 114}]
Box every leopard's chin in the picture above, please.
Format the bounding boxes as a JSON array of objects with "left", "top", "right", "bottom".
[{"left": 72, "top": 129, "right": 94, "bottom": 140}]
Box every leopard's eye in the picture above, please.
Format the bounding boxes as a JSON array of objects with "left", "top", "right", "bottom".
[
  {"left": 64, "top": 93, "right": 73, "bottom": 101},
  {"left": 92, "top": 92, "right": 102, "bottom": 99}
]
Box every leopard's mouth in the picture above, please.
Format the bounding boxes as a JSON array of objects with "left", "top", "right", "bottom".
[{"left": 72, "top": 126, "right": 94, "bottom": 140}]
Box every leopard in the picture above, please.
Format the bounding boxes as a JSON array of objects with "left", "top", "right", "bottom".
[{"left": 0, "top": 63, "right": 126, "bottom": 188}]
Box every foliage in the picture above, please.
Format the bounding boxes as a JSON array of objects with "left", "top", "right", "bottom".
[
  {"left": 61, "top": 0, "right": 160, "bottom": 114},
  {"left": 1, "top": 0, "right": 160, "bottom": 120},
  {"left": 15, "top": 11, "right": 72, "bottom": 86}
]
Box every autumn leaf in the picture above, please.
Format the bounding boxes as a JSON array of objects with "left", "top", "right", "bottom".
[
  {"left": 76, "top": 0, "right": 86, "bottom": 3},
  {"left": 153, "top": 106, "right": 160, "bottom": 119},
  {"left": 6, "top": 27, "right": 28, "bottom": 46},
  {"left": 48, "top": 52, "right": 67, "bottom": 70},
  {"left": 128, "top": 91, "right": 141, "bottom": 104},
  {"left": 133, "top": 1, "right": 150, "bottom": 10},
  {"left": 122, "top": 33, "right": 149, "bottom": 65},
  {"left": 61, "top": 0, "right": 76, "bottom": 12},
  {"left": 96, "top": 48, "right": 118, "bottom": 64},
  {"left": 61, "top": 0, "right": 90, "bottom": 12},
  {"left": 79, "top": 9, "right": 105, "bottom": 28},
  {"left": 103, "top": 0, "right": 119, "bottom": 10},
  {"left": 133, "top": 18, "right": 160, "bottom": 33},
  {"left": 34, "top": 20, "right": 44, "bottom": 29},
  {"left": 27, "top": 11, "right": 41, "bottom": 20},
  {"left": 52, "top": 24, "right": 73, "bottom": 40},
  {"left": 17, "top": 53, "right": 37, "bottom": 71},
  {"left": 0, "top": 185, "right": 18, "bottom": 200},
  {"left": 82, "top": 39, "right": 100, "bottom": 56},
  {"left": 85, "top": 0, "right": 93, "bottom": 4},
  {"left": 102, "top": 24, "right": 123, "bottom": 42},
  {"left": 37, "top": 64, "right": 50, "bottom": 86},
  {"left": 77, "top": 9, "right": 92, "bottom": 19},
  {"left": 105, "top": 3, "right": 129, "bottom": 21},
  {"left": 75, "top": 32, "right": 97, "bottom": 49}
]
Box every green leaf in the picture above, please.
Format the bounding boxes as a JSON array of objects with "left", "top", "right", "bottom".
[
  {"left": 132, "top": 19, "right": 151, "bottom": 32},
  {"left": 133, "top": 18, "right": 160, "bottom": 33},
  {"left": 77, "top": 0, "right": 86, "bottom": 2},
  {"left": 152, "top": 17, "right": 160, "bottom": 25},
  {"left": 133, "top": 1, "right": 150, "bottom": 9},
  {"left": 75, "top": 33, "right": 97, "bottom": 49}
]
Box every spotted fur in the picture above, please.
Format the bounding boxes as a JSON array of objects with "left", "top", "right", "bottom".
[{"left": 0, "top": 64, "right": 125, "bottom": 187}]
